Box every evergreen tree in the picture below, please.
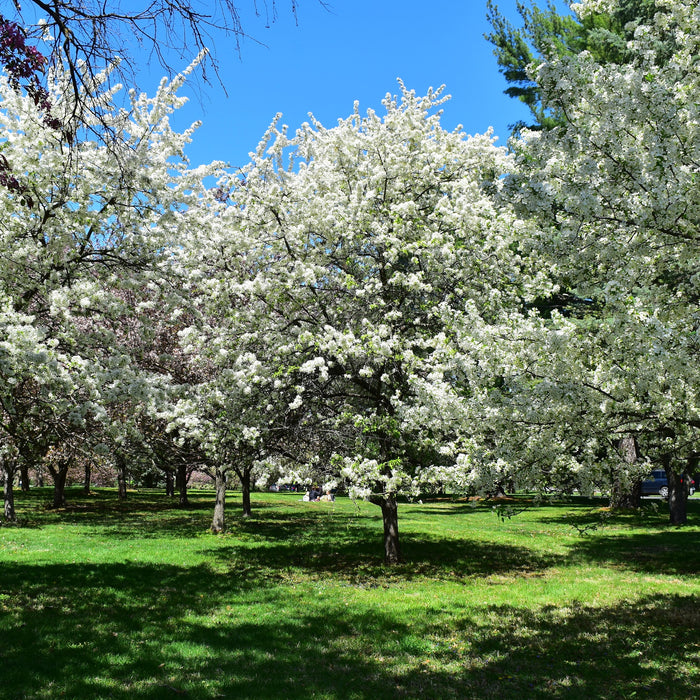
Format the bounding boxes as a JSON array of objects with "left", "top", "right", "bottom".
[{"left": 485, "top": 0, "right": 662, "bottom": 132}]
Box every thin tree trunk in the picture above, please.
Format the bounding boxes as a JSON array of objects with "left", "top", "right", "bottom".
[
  {"left": 211, "top": 467, "right": 227, "bottom": 533},
  {"left": 240, "top": 469, "right": 252, "bottom": 518},
  {"left": 371, "top": 493, "right": 401, "bottom": 564},
  {"left": 176, "top": 462, "right": 189, "bottom": 506},
  {"left": 3, "top": 459, "right": 16, "bottom": 523},
  {"left": 83, "top": 461, "right": 92, "bottom": 495},
  {"left": 116, "top": 454, "right": 127, "bottom": 500}
]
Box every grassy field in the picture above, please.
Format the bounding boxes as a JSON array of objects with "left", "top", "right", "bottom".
[{"left": 1, "top": 488, "right": 699, "bottom": 699}]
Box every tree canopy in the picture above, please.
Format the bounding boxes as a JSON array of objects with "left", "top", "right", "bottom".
[{"left": 504, "top": 0, "right": 700, "bottom": 523}]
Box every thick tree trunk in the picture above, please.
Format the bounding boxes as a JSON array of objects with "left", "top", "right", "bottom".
[
  {"left": 176, "top": 463, "right": 189, "bottom": 506},
  {"left": 371, "top": 493, "right": 401, "bottom": 564},
  {"left": 20, "top": 462, "right": 30, "bottom": 492},
  {"left": 211, "top": 468, "right": 227, "bottom": 533},
  {"left": 3, "top": 460, "right": 16, "bottom": 523},
  {"left": 609, "top": 436, "right": 641, "bottom": 509},
  {"left": 50, "top": 462, "right": 69, "bottom": 508},
  {"left": 610, "top": 477, "right": 642, "bottom": 509},
  {"left": 240, "top": 470, "right": 252, "bottom": 518},
  {"left": 165, "top": 469, "right": 175, "bottom": 497},
  {"left": 490, "top": 482, "right": 508, "bottom": 498},
  {"left": 666, "top": 466, "right": 688, "bottom": 526},
  {"left": 116, "top": 454, "right": 127, "bottom": 500}
]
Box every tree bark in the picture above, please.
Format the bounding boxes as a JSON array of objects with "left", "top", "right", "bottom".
[
  {"left": 19, "top": 462, "right": 30, "bottom": 492},
  {"left": 2, "top": 458, "right": 17, "bottom": 523},
  {"left": 610, "top": 475, "right": 642, "bottom": 509},
  {"left": 609, "top": 436, "right": 641, "bottom": 509},
  {"left": 666, "top": 464, "right": 688, "bottom": 526},
  {"left": 115, "top": 453, "right": 128, "bottom": 500},
  {"left": 371, "top": 493, "right": 401, "bottom": 564},
  {"left": 211, "top": 467, "right": 227, "bottom": 533},
  {"left": 49, "top": 461, "right": 69, "bottom": 508},
  {"left": 165, "top": 469, "right": 175, "bottom": 498},
  {"left": 83, "top": 461, "right": 92, "bottom": 494},
  {"left": 490, "top": 482, "right": 508, "bottom": 498},
  {"left": 176, "top": 462, "right": 189, "bottom": 506},
  {"left": 240, "top": 469, "right": 252, "bottom": 518}
]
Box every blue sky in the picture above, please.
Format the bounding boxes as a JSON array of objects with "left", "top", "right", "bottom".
[{"left": 142, "top": 0, "right": 566, "bottom": 169}]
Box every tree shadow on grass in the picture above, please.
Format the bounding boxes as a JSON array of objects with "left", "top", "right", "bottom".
[
  {"left": 13, "top": 488, "right": 268, "bottom": 539},
  {"left": 565, "top": 530, "right": 700, "bottom": 576},
  {"left": 540, "top": 495, "right": 700, "bottom": 530},
  {"left": 17, "top": 486, "right": 212, "bottom": 516},
  {"left": 406, "top": 495, "right": 609, "bottom": 518},
  {"left": 438, "top": 595, "right": 700, "bottom": 699},
  {"left": 1, "top": 561, "right": 697, "bottom": 699},
  {"left": 14, "top": 489, "right": 357, "bottom": 539},
  {"left": 201, "top": 523, "right": 560, "bottom": 584},
  {"left": 532, "top": 500, "right": 700, "bottom": 575}
]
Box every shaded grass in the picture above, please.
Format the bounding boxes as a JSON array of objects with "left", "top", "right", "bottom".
[{"left": 1, "top": 488, "right": 699, "bottom": 699}]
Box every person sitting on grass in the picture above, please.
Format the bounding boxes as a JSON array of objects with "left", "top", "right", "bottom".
[{"left": 305, "top": 486, "right": 321, "bottom": 501}]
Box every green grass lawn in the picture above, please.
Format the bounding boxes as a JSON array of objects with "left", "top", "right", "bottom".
[{"left": 1, "top": 488, "right": 699, "bottom": 699}]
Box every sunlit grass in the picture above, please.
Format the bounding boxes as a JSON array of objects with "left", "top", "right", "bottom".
[{"left": 1, "top": 487, "right": 699, "bottom": 698}]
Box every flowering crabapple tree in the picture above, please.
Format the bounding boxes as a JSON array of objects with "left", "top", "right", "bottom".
[
  {"left": 0, "top": 14, "right": 60, "bottom": 200},
  {"left": 0, "top": 304, "right": 79, "bottom": 519},
  {"left": 171, "top": 185, "right": 320, "bottom": 529},
  {"left": 168, "top": 350, "right": 307, "bottom": 529},
  {"left": 211, "top": 84, "right": 547, "bottom": 562},
  {"left": 507, "top": 0, "right": 700, "bottom": 524},
  {"left": 0, "top": 57, "right": 217, "bottom": 510},
  {"left": 90, "top": 281, "right": 212, "bottom": 506}
]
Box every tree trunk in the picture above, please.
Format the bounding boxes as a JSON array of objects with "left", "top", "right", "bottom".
[
  {"left": 83, "top": 461, "right": 92, "bottom": 494},
  {"left": 116, "top": 454, "right": 127, "bottom": 500},
  {"left": 176, "top": 462, "right": 189, "bottom": 506},
  {"left": 609, "top": 436, "right": 641, "bottom": 509},
  {"left": 610, "top": 477, "right": 642, "bottom": 509},
  {"left": 688, "top": 455, "right": 699, "bottom": 498},
  {"left": 371, "top": 493, "right": 401, "bottom": 564},
  {"left": 666, "top": 465, "right": 688, "bottom": 526},
  {"left": 240, "top": 469, "right": 252, "bottom": 518},
  {"left": 3, "top": 459, "right": 17, "bottom": 523},
  {"left": 50, "top": 461, "right": 69, "bottom": 508},
  {"left": 20, "top": 462, "right": 30, "bottom": 492},
  {"left": 165, "top": 469, "right": 175, "bottom": 497},
  {"left": 490, "top": 482, "right": 508, "bottom": 498},
  {"left": 211, "top": 467, "right": 227, "bottom": 533}
]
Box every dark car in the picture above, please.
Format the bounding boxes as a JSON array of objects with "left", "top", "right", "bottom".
[{"left": 641, "top": 469, "right": 696, "bottom": 498}]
